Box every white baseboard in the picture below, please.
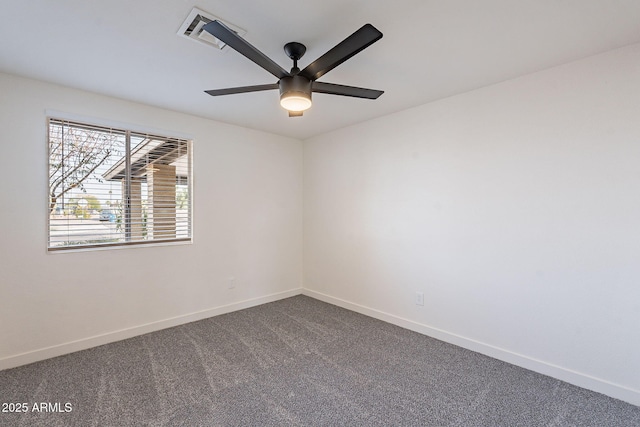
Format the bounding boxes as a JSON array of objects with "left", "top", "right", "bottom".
[
  {"left": 3, "top": 287, "right": 638, "bottom": 407},
  {"left": 302, "top": 289, "right": 640, "bottom": 407},
  {"left": 0, "top": 288, "right": 303, "bottom": 371}
]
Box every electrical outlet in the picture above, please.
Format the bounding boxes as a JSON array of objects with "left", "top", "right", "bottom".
[
  {"left": 228, "top": 277, "right": 236, "bottom": 289},
  {"left": 415, "top": 291, "right": 424, "bottom": 306}
]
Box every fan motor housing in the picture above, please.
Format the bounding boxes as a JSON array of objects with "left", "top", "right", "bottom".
[{"left": 279, "top": 75, "right": 312, "bottom": 111}]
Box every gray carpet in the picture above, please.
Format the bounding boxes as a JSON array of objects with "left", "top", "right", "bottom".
[{"left": 0, "top": 295, "right": 638, "bottom": 426}]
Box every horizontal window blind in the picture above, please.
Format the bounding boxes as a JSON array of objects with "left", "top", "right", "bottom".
[{"left": 48, "top": 118, "right": 192, "bottom": 251}]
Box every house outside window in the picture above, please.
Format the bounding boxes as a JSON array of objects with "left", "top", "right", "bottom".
[{"left": 48, "top": 118, "right": 192, "bottom": 251}]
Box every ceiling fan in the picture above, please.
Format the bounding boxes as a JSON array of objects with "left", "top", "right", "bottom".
[{"left": 203, "top": 21, "right": 384, "bottom": 117}]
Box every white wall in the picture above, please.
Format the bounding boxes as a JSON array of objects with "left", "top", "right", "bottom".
[
  {"left": 304, "top": 43, "right": 640, "bottom": 405},
  {"left": 0, "top": 73, "right": 303, "bottom": 368},
  {"left": 2, "top": 41, "right": 640, "bottom": 406}
]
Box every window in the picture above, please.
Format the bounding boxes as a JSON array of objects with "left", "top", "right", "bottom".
[{"left": 48, "top": 118, "right": 192, "bottom": 251}]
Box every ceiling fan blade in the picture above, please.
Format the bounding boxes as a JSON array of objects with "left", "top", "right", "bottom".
[
  {"left": 300, "top": 24, "right": 382, "bottom": 81},
  {"left": 205, "top": 84, "right": 278, "bottom": 96},
  {"left": 312, "top": 81, "right": 383, "bottom": 99},
  {"left": 203, "top": 21, "right": 290, "bottom": 79},
  {"left": 288, "top": 111, "right": 304, "bottom": 117}
]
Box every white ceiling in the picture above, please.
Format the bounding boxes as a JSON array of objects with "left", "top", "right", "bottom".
[{"left": 2, "top": 0, "right": 640, "bottom": 140}]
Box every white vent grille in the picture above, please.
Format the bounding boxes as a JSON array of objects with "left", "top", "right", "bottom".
[{"left": 177, "top": 7, "right": 246, "bottom": 50}]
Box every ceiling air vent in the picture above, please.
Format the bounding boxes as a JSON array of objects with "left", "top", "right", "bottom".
[{"left": 177, "top": 7, "right": 246, "bottom": 50}]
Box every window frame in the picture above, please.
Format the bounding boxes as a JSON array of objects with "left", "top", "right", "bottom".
[{"left": 46, "top": 117, "right": 193, "bottom": 252}]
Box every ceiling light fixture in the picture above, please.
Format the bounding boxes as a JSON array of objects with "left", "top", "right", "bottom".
[{"left": 279, "top": 75, "right": 312, "bottom": 112}]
